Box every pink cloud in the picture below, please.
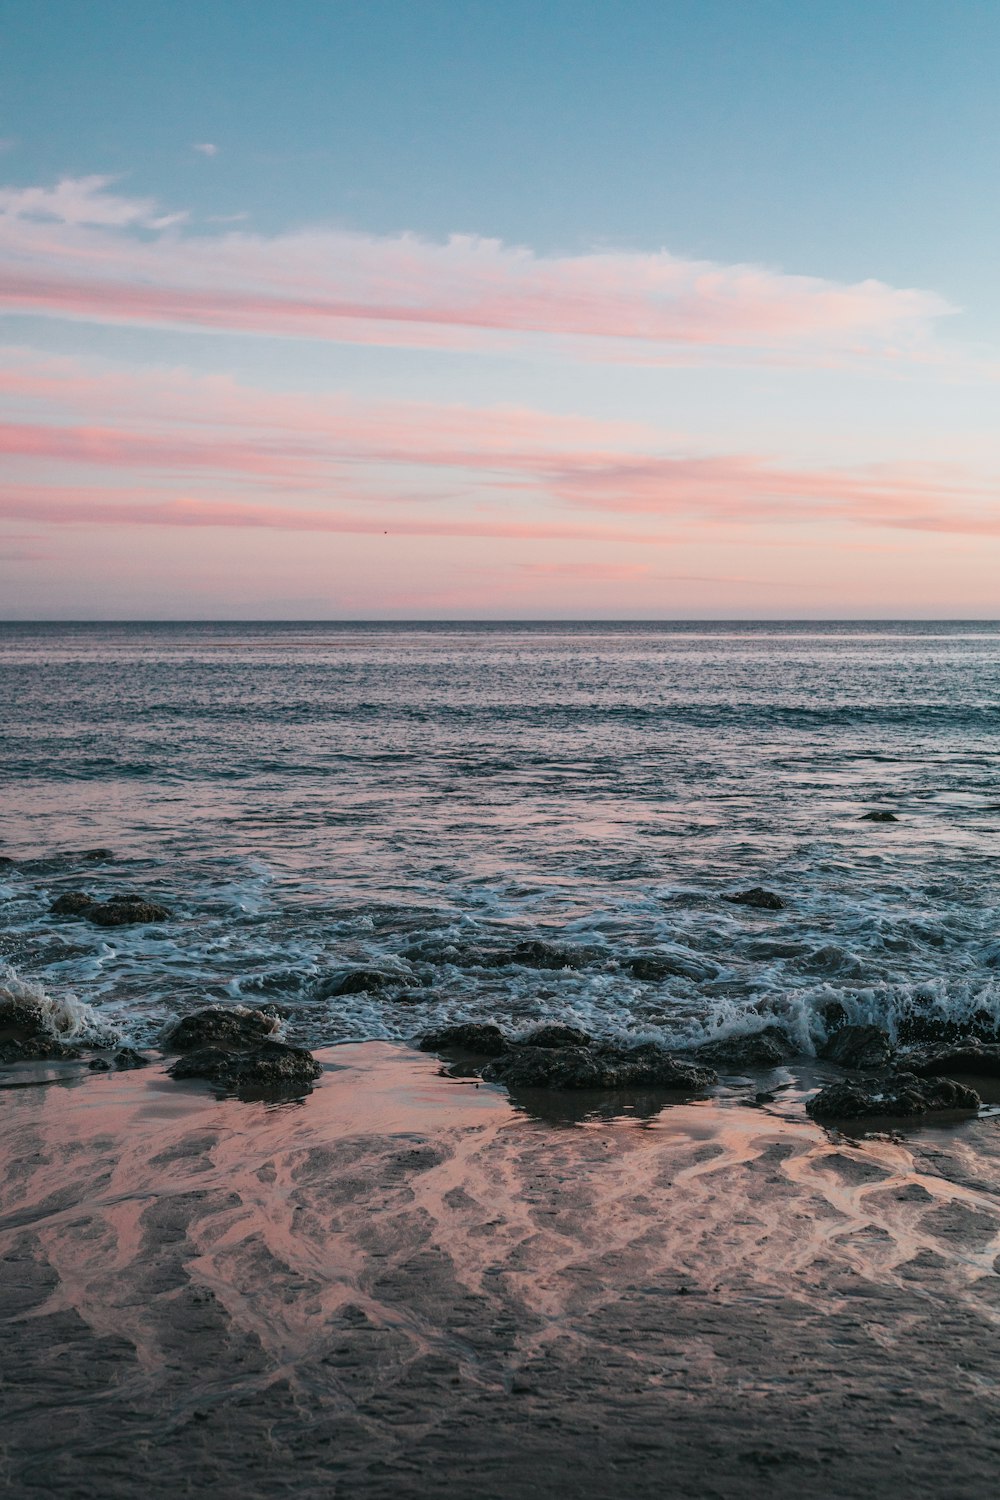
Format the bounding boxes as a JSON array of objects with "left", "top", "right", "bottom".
[
  {"left": 1, "top": 348, "right": 997, "bottom": 542},
  {"left": 517, "top": 562, "right": 656, "bottom": 581},
  {"left": 0, "top": 176, "right": 955, "bottom": 362},
  {"left": 0, "top": 420, "right": 321, "bottom": 480},
  {"left": 0, "top": 486, "right": 673, "bottom": 544}
]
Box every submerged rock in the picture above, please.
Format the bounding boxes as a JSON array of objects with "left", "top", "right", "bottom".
[
  {"left": 318, "top": 968, "right": 418, "bottom": 998},
  {"left": 78, "top": 848, "right": 115, "bottom": 860},
  {"left": 483, "top": 1043, "right": 717, "bottom": 1092},
  {"left": 629, "top": 953, "right": 719, "bottom": 983},
  {"left": 168, "top": 1042, "right": 322, "bottom": 1091},
  {"left": 692, "top": 1028, "right": 790, "bottom": 1070},
  {"left": 807, "top": 1072, "right": 980, "bottom": 1121},
  {"left": 909, "top": 1043, "right": 1000, "bottom": 1078},
  {"left": 50, "top": 891, "right": 97, "bottom": 917},
  {"left": 724, "top": 888, "right": 784, "bottom": 911},
  {"left": 86, "top": 896, "right": 170, "bottom": 926},
  {"left": 518, "top": 1024, "right": 592, "bottom": 1049},
  {"left": 861, "top": 811, "right": 899, "bottom": 823},
  {"left": 418, "top": 1023, "right": 508, "bottom": 1056},
  {"left": 820, "top": 1024, "right": 894, "bottom": 1070},
  {"left": 485, "top": 940, "right": 594, "bottom": 971},
  {"left": 165, "top": 1006, "right": 282, "bottom": 1052}
]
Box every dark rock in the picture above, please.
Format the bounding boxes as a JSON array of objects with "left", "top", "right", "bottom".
[
  {"left": 0, "top": 1036, "right": 81, "bottom": 1063},
  {"left": 629, "top": 953, "right": 718, "bottom": 983},
  {"left": 113, "top": 1046, "right": 150, "bottom": 1069},
  {"left": 818, "top": 1000, "right": 849, "bottom": 1032},
  {"left": 895, "top": 1008, "right": 1000, "bottom": 1047},
  {"left": 0, "top": 854, "right": 15, "bottom": 868},
  {"left": 79, "top": 848, "right": 114, "bottom": 860},
  {"left": 165, "top": 1006, "right": 282, "bottom": 1053},
  {"left": 806, "top": 1071, "right": 980, "bottom": 1121},
  {"left": 50, "top": 891, "right": 96, "bottom": 917},
  {"left": 328, "top": 970, "right": 389, "bottom": 995},
  {"left": 518, "top": 1024, "right": 592, "bottom": 1049},
  {"left": 861, "top": 811, "right": 899, "bottom": 823},
  {"left": 692, "top": 1027, "right": 790, "bottom": 1070},
  {"left": 909, "top": 1043, "right": 1000, "bottom": 1078},
  {"left": 108, "top": 1050, "right": 151, "bottom": 1074},
  {"left": 168, "top": 1042, "right": 322, "bottom": 1091},
  {"left": 724, "top": 888, "right": 784, "bottom": 911},
  {"left": 90, "top": 1045, "right": 149, "bottom": 1071},
  {"left": 486, "top": 940, "right": 591, "bottom": 971},
  {"left": 0, "top": 992, "right": 80, "bottom": 1063},
  {"left": 747, "top": 939, "right": 806, "bottom": 960},
  {"left": 483, "top": 1043, "right": 717, "bottom": 1092},
  {"left": 418, "top": 1023, "right": 508, "bottom": 1056},
  {"left": 819, "top": 1024, "right": 894, "bottom": 1070},
  {"left": 86, "top": 896, "right": 170, "bottom": 926}
]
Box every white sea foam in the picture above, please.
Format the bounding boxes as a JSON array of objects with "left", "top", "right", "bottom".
[
  {"left": 3, "top": 623, "right": 1000, "bottom": 1058},
  {"left": 0, "top": 963, "right": 120, "bottom": 1047}
]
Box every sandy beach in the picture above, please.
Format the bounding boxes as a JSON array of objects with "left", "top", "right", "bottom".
[{"left": 5, "top": 1047, "right": 1000, "bottom": 1499}]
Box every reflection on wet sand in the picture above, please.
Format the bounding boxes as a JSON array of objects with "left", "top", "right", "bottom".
[{"left": 5, "top": 1043, "right": 1000, "bottom": 1498}]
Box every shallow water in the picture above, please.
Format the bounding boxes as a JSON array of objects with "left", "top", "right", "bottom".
[
  {"left": 5, "top": 1046, "right": 1000, "bottom": 1497},
  {"left": 2, "top": 620, "right": 999, "bottom": 1053}
]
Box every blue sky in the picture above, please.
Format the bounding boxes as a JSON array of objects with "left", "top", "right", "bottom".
[
  {"left": 6, "top": 1, "right": 998, "bottom": 281},
  {"left": 1, "top": 1, "right": 998, "bottom": 617}
]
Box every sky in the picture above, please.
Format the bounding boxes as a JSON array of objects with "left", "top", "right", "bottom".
[{"left": 1, "top": 0, "right": 999, "bottom": 619}]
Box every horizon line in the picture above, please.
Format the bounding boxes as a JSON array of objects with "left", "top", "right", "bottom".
[{"left": 2, "top": 617, "right": 999, "bottom": 627}]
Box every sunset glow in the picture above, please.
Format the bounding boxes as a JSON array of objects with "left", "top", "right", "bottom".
[{"left": 2, "top": 4, "right": 998, "bottom": 618}]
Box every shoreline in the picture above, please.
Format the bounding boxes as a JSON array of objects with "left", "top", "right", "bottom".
[{"left": 5, "top": 1044, "right": 1000, "bottom": 1497}]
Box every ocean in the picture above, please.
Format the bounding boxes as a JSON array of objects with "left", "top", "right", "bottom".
[{"left": 2, "top": 619, "right": 1000, "bottom": 1057}]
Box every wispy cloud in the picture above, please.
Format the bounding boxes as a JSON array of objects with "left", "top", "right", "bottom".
[
  {"left": 0, "top": 174, "right": 186, "bottom": 228},
  {"left": 0, "top": 487, "right": 672, "bottom": 545},
  {"left": 0, "top": 175, "right": 956, "bottom": 363},
  {"left": 193, "top": 143, "right": 219, "bottom": 157},
  {"left": 1, "top": 347, "right": 997, "bottom": 542}
]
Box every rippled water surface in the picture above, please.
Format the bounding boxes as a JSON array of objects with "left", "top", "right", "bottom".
[{"left": 2, "top": 621, "right": 999, "bottom": 1052}]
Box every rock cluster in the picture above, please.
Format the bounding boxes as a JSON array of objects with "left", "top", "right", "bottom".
[
  {"left": 165, "top": 1006, "right": 282, "bottom": 1052},
  {"left": 418, "top": 1022, "right": 508, "bottom": 1056},
  {"left": 482, "top": 1043, "right": 717, "bottom": 1092},
  {"left": 819, "top": 1024, "right": 894, "bottom": 1070},
  {"left": 807, "top": 1072, "right": 980, "bottom": 1120},
  {"left": 88, "top": 1047, "right": 150, "bottom": 1072},
  {"left": 164, "top": 1006, "right": 321, "bottom": 1096},
  {"left": 169, "top": 1042, "right": 322, "bottom": 1091},
  {"left": 50, "top": 892, "right": 170, "bottom": 925},
  {"left": 692, "top": 1028, "right": 790, "bottom": 1070},
  {"left": 908, "top": 1043, "right": 1000, "bottom": 1078},
  {"left": 419, "top": 1023, "right": 717, "bottom": 1094},
  {"left": 0, "top": 991, "right": 80, "bottom": 1063}
]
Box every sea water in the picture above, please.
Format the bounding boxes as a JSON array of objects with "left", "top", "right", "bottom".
[{"left": 1, "top": 620, "right": 999, "bottom": 1055}]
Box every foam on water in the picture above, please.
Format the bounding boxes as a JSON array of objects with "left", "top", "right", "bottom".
[
  {"left": 1, "top": 621, "right": 999, "bottom": 1057},
  {"left": 0, "top": 962, "right": 120, "bottom": 1047}
]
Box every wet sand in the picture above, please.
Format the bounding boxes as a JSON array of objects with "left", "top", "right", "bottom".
[{"left": 4, "top": 1047, "right": 1000, "bottom": 1498}]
